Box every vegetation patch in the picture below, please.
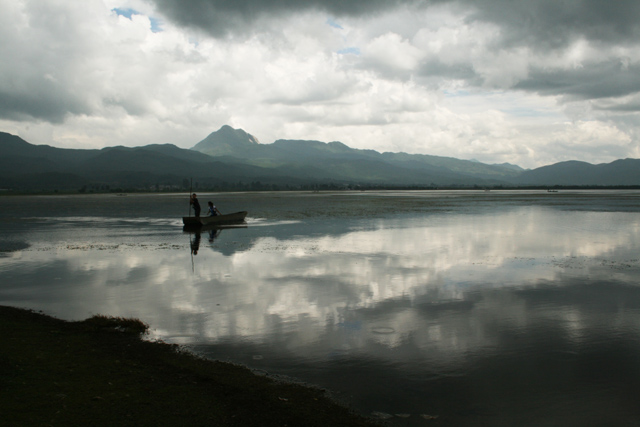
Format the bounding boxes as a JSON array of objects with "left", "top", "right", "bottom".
[{"left": 79, "top": 314, "right": 150, "bottom": 335}]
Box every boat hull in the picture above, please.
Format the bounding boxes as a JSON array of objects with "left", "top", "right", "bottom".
[{"left": 182, "top": 211, "right": 248, "bottom": 227}]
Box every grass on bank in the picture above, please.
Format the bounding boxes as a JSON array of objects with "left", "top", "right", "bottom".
[{"left": 0, "top": 306, "right": 378, "bottom": 426}]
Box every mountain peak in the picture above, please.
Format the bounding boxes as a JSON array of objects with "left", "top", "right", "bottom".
[
  {"left": 216, "top": 125, "right": 260, "bottom": 144},
  {"left": 191, "top": 125, "right": 260, "bottom": 157}
]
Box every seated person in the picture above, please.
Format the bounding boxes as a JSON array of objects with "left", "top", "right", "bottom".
[{"left": 207, "top": 201, "right": 222, "bottom": 216}]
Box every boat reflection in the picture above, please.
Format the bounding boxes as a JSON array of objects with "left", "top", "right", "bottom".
[{"left": 183, "top": 224, "right": 248, "bottom": 256}]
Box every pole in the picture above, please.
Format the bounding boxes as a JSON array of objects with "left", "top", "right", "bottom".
[
  {"left": 188, "top": 177, "right": 193, "bottom": 217},
  {"left": 190, "top": 231, "right": 195, "bottom": 273},
  {"left": 188, "top": 178, "right": 195, "bottom": 273}
]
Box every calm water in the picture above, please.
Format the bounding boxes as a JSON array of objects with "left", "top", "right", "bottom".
[{"left": 1, "top": 190, "right": 640, "bottom": 425}]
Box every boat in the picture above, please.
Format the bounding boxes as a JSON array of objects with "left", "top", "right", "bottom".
[
  {"left": 182, "top": 211, "right": 248, "bottom": 227},
  {"left": 183, "top": 223, "right": 248, "bottom": 233}
]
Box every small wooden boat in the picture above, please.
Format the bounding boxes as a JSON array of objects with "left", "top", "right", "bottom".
[
  {"left": 183, "top": 211, "right": 248, "bottom": 227},
  {"left": 183, "top": 223, "right": 248, "bottom": 233}
]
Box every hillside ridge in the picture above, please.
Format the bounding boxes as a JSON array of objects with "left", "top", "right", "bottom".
[{"left": 1, "top": 128, "right": 639, "bottom": 191}]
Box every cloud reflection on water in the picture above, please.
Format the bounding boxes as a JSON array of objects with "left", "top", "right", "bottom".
[
  {"left": 2, "top": 206, "right": 638, "bottom": 352},
  {"left": 3, "top": 197, "right": 640, "bottom": 424}
]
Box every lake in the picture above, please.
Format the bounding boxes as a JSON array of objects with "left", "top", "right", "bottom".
[{"left": 1, "top": 190, "right": 640, "bottom": 426}]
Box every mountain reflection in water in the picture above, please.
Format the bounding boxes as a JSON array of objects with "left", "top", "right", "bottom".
[{"left": 1, "top": 191, "right": 639, "bottom": 426}]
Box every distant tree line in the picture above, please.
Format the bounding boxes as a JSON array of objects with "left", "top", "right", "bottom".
[{"left": 3, "top": 177, "right": 639, "bottom": 195}]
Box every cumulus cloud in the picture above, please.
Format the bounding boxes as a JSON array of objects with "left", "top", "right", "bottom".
[
  {"left": 0, "top": 0, "right": 639, "bottom": 168},
  {"left": 0, "top": 1, "right": 100, "bottom": 122},
  {"left": 150, "top": 0, "right": 640, "bottom": 100}
]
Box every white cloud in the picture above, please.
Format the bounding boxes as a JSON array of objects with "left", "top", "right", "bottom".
[
  {"left": 363, "top": 32, "right": 425, "bottom": 72},
  {"left": 0, "top": 0, "right": 639, "bottom": 168}
]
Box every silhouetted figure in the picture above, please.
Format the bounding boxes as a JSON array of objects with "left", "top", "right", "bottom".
[{"left": 190, "top": 193, "right": 201, "bottom": 217}]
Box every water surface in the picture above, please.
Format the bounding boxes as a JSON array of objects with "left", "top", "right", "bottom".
[{"left": 1, "top": 190, "right": 640, "bottom": 425}]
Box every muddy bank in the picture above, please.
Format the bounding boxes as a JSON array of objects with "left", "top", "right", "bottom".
[{"left": 0, "top": 305, "right": 377, "bottom": 426}]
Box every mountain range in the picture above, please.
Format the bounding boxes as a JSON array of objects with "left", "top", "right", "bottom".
[{"left": 1, "top": 125, "right": 639, "bottom": 192}]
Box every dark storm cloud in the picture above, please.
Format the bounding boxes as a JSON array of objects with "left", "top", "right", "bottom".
[
  {"left": 464, "top": 0, "right": 640, "bottom": 50},
  {"left": 150, "top": 0, "right": 423, "bottom": 36},
  {"left": 153, "top": 0, "right": 414, "bottom": 18},
  {"left": 152, "top": 0, "right": 640, "bottom": 48},
  {"left": 596, "top": 102, "right": 640, "bottom": 113},
  {"left": 514, "top": 62, "right": 640, "bottom": 102},
  {"left": 0, "top": 85, "right": 88, "bottom": 123}
]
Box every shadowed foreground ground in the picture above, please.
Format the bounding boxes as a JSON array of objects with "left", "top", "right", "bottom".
[{"left": 0, "top": 306, "right": 378, "bottom": 426}]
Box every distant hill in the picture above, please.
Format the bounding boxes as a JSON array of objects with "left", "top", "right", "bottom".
[
  {"left": 1, "top": 128, "right": 639, "bottom": 191},
  {"left": 493, "top": 162, "right": 526, "bottom": 172},
  {"left": 0, "top": 132, "right": 290, "bottom": 191},
  {"left": 513, "top": 159, "right": 640, "bottom": 186},
  {"left": 190, "top": 127, "right": 523, "bottom": 185}
]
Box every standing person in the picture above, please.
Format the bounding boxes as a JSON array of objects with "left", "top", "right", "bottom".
[
  {"left": 207, "top": 201, "right": 222, "bottom": 217},
  {"left": 190, "top": 193, "right": 201, "bottom": 217}
]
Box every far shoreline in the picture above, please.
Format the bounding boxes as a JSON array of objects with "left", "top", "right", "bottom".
[{"left": 2, "top": 185, "right": 640, "bottom": 197}]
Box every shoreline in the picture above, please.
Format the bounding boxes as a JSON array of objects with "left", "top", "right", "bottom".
[
  {"left": 0, "top": 305, "right": 378, "bottom": 426},
  {"left": 2, "top": 185, "right": 640, "bottom": 197}
]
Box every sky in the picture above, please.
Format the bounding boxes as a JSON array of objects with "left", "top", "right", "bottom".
[{"left": 1, "top": 0, "right": 640, "bottom": 168}]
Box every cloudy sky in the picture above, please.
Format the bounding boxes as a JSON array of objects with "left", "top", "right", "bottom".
[{"left": 1, "top": 0, "right": 639, "bottom": 168}]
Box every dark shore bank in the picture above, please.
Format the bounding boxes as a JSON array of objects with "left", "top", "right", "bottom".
[{"left": 0, "top": 306, "right": 378, "bottom": 426}]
